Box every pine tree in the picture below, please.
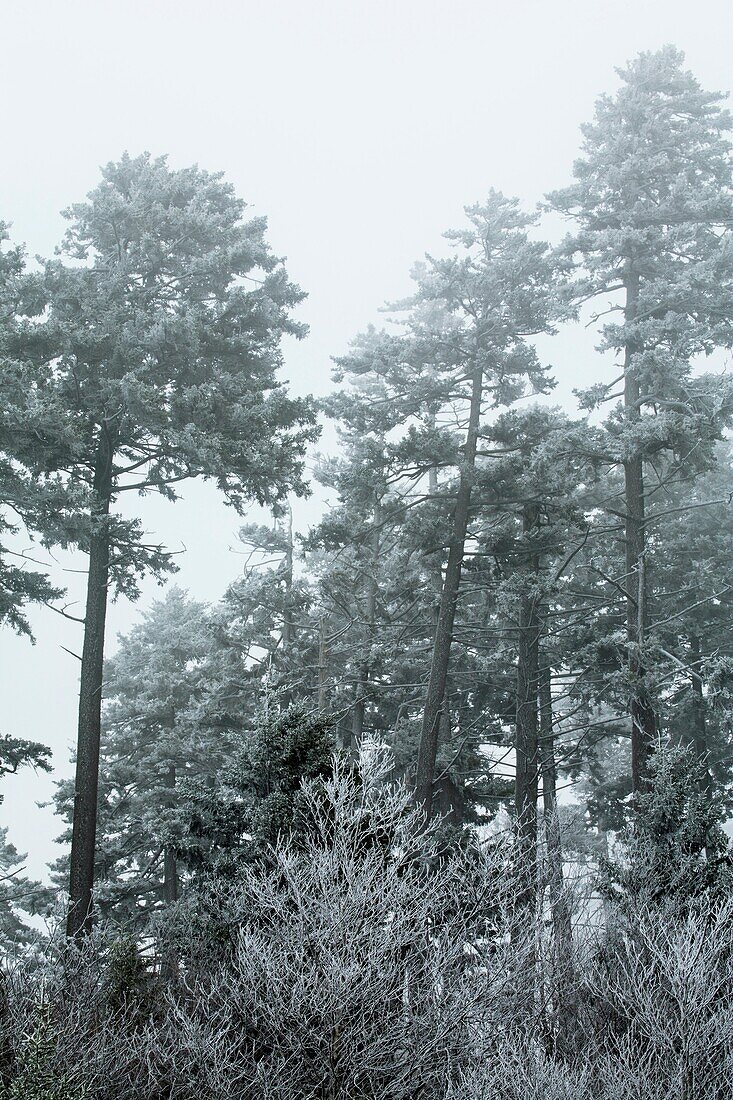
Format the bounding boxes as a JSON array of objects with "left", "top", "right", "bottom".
[
  {"left": 52, "top": 588, "right": 217, "bottom": 927},
  {"left": 472, "top": 408, "right": 601, "bottom": 889},
  {"left": 549, "top": 47, "right": 733, "bottom": 790},
  {"left": 0, "top": 154, "right": 319, "bottom": 936},
  {"left": 0, "top": 828, "right": 51, "bottom": 951},
  {"left": 311, "top": 355, "right": 505, "bottom": 818},
  {"left": 562, "top": 446, "right": 733, "bottom": 836},
  {"left": 650, "top": 447, "right": 733, "bottom": 798},
  {"left": 224, "top": 516, "right": 319, "bottom": 710},
  {"left": 306, "top": 372, "right": 429, "bottom": 753},
  {"left": 169, "top": 705, "right": 334, "bottom": 956},
  {"left": 408, "top": 196, "right": 557, "bottom": 816},
  {"left": 333, "top": 194, "right": 557, "bottom": 816}
]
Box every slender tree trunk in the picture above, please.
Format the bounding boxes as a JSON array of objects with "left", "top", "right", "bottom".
[
  {"left": 280, "top": 503, "right": 294, "bottom": 710},
  {"left": 351, "top": 672, "right": 367, "bottom": 743},
  {"left": 511, "top": 515, "right": 540, "bottom": 1025},
  {"left": 163, "top": 764, "right": 178, "bottom": 905},
  {"left": 514, "top": 507, "right": 540, "bottom": 909},
  {"left": 416, "top": 364, "right": 482, "bottom": 816},
  {"left": 317, "top": 616, "right": 328, "bottom": 714},
  {"left": 421, "top": 453, "right": 463, "bottom": 820},
  {"left": 426, "top": 459, "right": 459, "bottom": 819},
  {"left": 432, "top": 704, "right": 465, "bottom": 824},
  {"left": 0, "top": 972, "right": 11, "bottom": 1091},
  {"left": 623, "top": 270, "right": 656, "bottom": 791},
  {"left": 67, "top": 430, "right": 114, "bottom": 939},
  {"left": 282, "top": 504, "right": 294, "bottom": 648},
  {"left": 352, "top": 502, "right": 381, "bottom": 747},
  {"left": 539, "top": 660, "right": 577, "bottom": 1052},
  {"left": 160, "top": 762, "right": 179, "bottom": 980},
  {"left": 428, "top": 460, "right": 452, "bottom": 794},
  {"left": 689, "top": 633, "right": 714, "bottom": 803}
]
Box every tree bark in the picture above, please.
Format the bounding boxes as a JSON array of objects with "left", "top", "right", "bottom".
[
  {"left": 163, "top": 764, "right": 178, "bottom": 905},
  {"left": 160, "top": 762, "right": 179, "bottom": 980},
  {"left": 420, "top": 451, "right": 463, "bottom": 821},
  {"left": 511, "top": 520, "right": 540, "bottom": 1025},
  {"left": 514, "top": 506, "right": 540, "bottom": 908},
  {"left": 416, "top": 365, "right": 482, "bottom": 816},
  {"left": 317, "top": 616, "right": 328, "bottom": 714},
  {"left": 352, "top": 502, "right": 381, "bottom": 747},
  {"left": 538, "top": 660, "right": 577, "bottom": 1051},
  {"left": 689, "top": 633, "right": 714, "bottom": 802},
  {"left": 280, "top": 503, "right": 295, "bottom": 710},
  {"left": 623, "top": 270, "right": 656, "bottom": 792},
  {"left": 67, "top": 428, "right": 114, "bottom": 939},
  {"left": 0, "top": 972, "right": 11, "bottom": 1091}
]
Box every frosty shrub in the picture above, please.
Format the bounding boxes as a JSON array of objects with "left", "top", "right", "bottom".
[
  {"left": 145, "top": 739, "right": 517, "bottom": 1099},
  {"left": 3, "top": 740, "right": 733, "bottom": 1099},
  {"left": 1, "top": 740, "right": 516, "bottom": 1099},
  {"left": 0, "top": 931, "right": 161, "bottom": 1098},
  {"left": 451, "top": 897, "right": 733, "bottom": 1100},
  {"left": 587, "top": 897, "right": 733, "bottom": 1100}
]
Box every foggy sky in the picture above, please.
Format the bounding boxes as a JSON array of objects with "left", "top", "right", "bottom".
[{"left": 1, "top": 0, "right": 732, "bottom": 880}]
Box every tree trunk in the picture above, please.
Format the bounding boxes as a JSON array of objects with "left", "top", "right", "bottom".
[
  {"left": 514, "top": 506, "right": 540, "bottom": 908},
  {"left": 163, "top": 764, "right": 178, "bottom": 905},
  {"left": 416, "top": 364, "right": 482, "bottom": 816},
  {"left": 426, "top": 460, "right": 459, "bottom": 818},
  {"left": 67, "top": 430, "right": 114, "bottom": 939},
  {"left": 280, "top": 503, "right": 294, "bottom": 710},
  {"left": 317, "top": 616, "right": 328, "bottom": 714},
  {"left": 689, "top": 633, "right": 714, "bottom": 802},
  {"left": 352, "top": 502, "right": 381, "bottom": 747},
  {"left": 432, "top": 704, "right": 465, "bottom": 825},
  {"left": 623, "top": 270, "right": 656, "bottom": 791},
  {"left": 538, "top": 660, "right": 577, "bottom": 1052},
  {"left": 511, "top": 518, "right": 540, "bottom": 1024},
  {"left": 160, "top": 762, "right": 179, "bottom": 980},
  {"left": 0, "top": 972, "right": 11, "bottom": 1091}
]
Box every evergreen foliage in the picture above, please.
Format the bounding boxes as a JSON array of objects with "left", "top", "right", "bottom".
[
  {"left": 599, "top": 743, "right": 733, "bottom": 911},
  {"left": 174, "top": 704, "right": 335, "bottom": 877},
  {"left": 0, "top": 222, "right": 81, "bottom": 638},
  {"left": 0, "top": 152, "right": 320, "bottom": 935},
  {"left": 2, "top": 40, "right": 733, "bottom": 1100},
  {"left": 51, "top": 588, "right": 216, "bottom": 924},
  {"left": 4, "top": 1001, "right": 85, "bottom": 1100},
  {"left": 548, "top": 45, "right": 733, "bottom": 787},
  {"left": 0, "top": 735, "right": 53, "bottom": 950}
]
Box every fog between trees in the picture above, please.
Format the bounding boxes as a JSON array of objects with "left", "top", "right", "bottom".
[{"left": 1, "top": 44, "right": 733, "bottom": 1100}]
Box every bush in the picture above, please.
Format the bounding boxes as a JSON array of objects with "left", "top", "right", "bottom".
[
  {"left": 145, "top": 739, "right": 517, "bottom": 1099},
  {"left": 2, "top": 740, "right": 516, "bottom": 1099},
  {"left": 598, "top": 743, "right": 733, "bottom": 914},
  {"left": 2, "top": 998, "right": 86, "bottom": 1100},
  {"left": 3, "top": 740, "right": 733, "bottom": 1099}
]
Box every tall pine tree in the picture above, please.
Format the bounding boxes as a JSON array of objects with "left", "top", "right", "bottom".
[
  {"left": 0, "top": 154, "right": 319, "bottom": 936},
  {"left": 549, "top": 47, "right": 733, "bottom": 790}
]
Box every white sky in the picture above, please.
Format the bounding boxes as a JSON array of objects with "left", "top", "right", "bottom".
[{"left": 1, "top": 0, "right": 732, "bottom": 881}]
